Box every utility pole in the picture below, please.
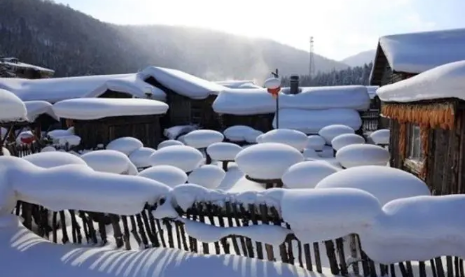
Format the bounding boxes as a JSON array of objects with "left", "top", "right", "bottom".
[{"left": 309, "top": 36, "right": 315, "bottom": 77}]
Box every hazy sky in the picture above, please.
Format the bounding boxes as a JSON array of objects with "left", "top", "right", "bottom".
[{"left": 55, "top": 0, "right": 465, "bottom": 60}]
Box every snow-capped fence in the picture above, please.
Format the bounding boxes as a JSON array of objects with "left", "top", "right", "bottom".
[{"left": 361, "top": 109, "right": 380, "bottom": 132}]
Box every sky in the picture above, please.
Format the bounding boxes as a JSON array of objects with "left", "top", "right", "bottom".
[{"left": 54, "top": 0, "right": 465, "bottom": 60}]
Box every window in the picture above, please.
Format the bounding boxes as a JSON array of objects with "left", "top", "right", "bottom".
[{"left": 407, "top": 124, "right": 423, "bottom": 161}]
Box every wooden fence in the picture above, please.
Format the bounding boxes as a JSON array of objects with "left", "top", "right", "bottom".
[
  {"left": 13, "top": 200, "right": 464, "bottom": 277},
  {"left": 361, "top": 109, "right": 380, "bottom": 132}
]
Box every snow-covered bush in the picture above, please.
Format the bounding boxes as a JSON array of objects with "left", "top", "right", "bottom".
[
  {"left": 129, "top": 147, "right": 156, "bottom": 168},
  {"left": 282, "top": 161, "right": 339, "bottom": 189},
  {"left": 81, "top": 150, "right": 137, "bottom": 175},
  {"left": 258, "top": 129, "right": 308, "bottom": 151},
  {"left": 106, "top": 137, "right": 143, "bottom": 156},
  {"left": 138, "top": 165, "right": 188, "bottom": 188},
  {"left": 188, "top": 165, "right": 226, "bottom": 189},
  {"left": 223, "top": 125, "right": 256, "bottom": 142},
  {"left": 206, "top": 142, "right": 243, "bottom": 161},
  {"left": 149, "top": 145, "right": 203, "bottom": 172},
  {"left": 183, "top": 130, "right": 224, "bottom": 149},
  {"left": 331, "top": 133, "right": 365, "bottom": 151},
  {"left": 336, "top": 144, "right": 390, "bottom": 168},
  {"left": 319, "top": 124, "right": 355, "bottom": 144}
]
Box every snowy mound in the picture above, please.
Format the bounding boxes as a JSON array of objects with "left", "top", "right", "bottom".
[
  {"left": 158, "top": 139, "right": 184, "bottom": 149},
  {"left": 336, "top": 144, "right": 390, "bottom": 168},
  {"left": 56, "top": 135, "right": 81, "bottom": 146},
  {"left": 149, "top": 145, "right": 203, "bottom": 172},
  {"left": 22, "top": 152, "right": 87, "bottom": 168},
  {"left": 331, "top": 133, "right": 365, "bottom": 151},
  {"left": 206, "top": 142, "right": 243, "bottom": 161},
  {"left": 40, "top": 146, "right": 57, "bottom": 152},
  {"left": 183, "top": 130, "right": 224, "bottom": 149},
  {"left": 281, "top": 188, "right": 381, "bottom": 243},
  {"left": 274, "top": 109, "right": 362, "bottom": 134},
  {"left": 245, "top": 130, "right": 263, "bottom": 144},
  {"left": 0, "top": 88, "right": 27, "bottom": 122},
  {"left": 282, "top": 161, "right": 339, "bottom": 189},
  {"left": 235, "top": 143, "right": 304, "bottom": 179},
  {"left": 259, "top": 129, "right": 308, "bottom": 151},
  {"left": 306, "top": 135, "right": 326, "bottom": 151},
  {"left": 316, "top": 166, "right": 430, "bottom": 205},
  {"left": 369, "top": 129, "right": 390, "bottom": 145},
  {"left": 319, "top": 124, "right": 355, "bottom": 144},
  {"left": 223, "top": 125, "right": 256, "bottom": 142},
  {"left": 138, "top": 165, "right": 188, "bottom": 188},
  {"left": 188, "top": 165, "right": 226, "bottom": 189},
  {"left": 256, "top": 134, "right": 264, "bottom": 143},
  {"left": 129, "top": 147, "right": 156, "bottom": 168},
  {"left": 81, "top": 150, "right": 135, "bottom": 174},
  {"left": 47, "top": 129, "right": 72, "bottom": 139},
  {"left": 106, "top": 137, "right": 143, "bottom": 156},
  {"left": 303, "top": 148, "right": 319, "bottom": 159}
]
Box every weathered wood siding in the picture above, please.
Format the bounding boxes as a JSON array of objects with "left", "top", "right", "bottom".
[{"left": 219, "top": 114, "right": 274, "bottom": 133}]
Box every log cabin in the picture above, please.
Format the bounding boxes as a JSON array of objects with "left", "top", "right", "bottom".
[
  {"left": 377, "top": 60, "right": 465, "bottom": 195},
  {"left": 0, "top": 57, "right": 54, "bottom": 79}
]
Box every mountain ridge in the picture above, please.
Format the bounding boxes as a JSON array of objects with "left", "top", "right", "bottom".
[{"left": 341, "top": 50, "right": 376, "bottom": 67}]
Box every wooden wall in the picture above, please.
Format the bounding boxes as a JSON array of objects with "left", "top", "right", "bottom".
[
  {"left": 73, "top": 115, "right": 162, "bottom": 149},
  {"left": 219, "top": 114, "right": 274, "bottom": 133}
]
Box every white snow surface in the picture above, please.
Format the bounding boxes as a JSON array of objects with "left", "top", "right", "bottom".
[
  {"left": 303, "top": 148, "right": 320, "bottom": 159},
  {"left": 367, "top": 86, "right": 379, "bottom": 99},
  {"left": 128, "top": 147, "right": 156, "bottom": 168},
  {"left": 274, "top": 109, "right": 361, "bottom": 134},
  {"left": 336, "top": 144, "right": 390, "bottom": 168},
  {"left": 259, "top": 129, "right": 308, "bottom": 151},
  {"left": 47, "top": 129, "right": 72, "bottom": 139},
  {"left": 22, "top": 152, "right": 87, "bottom": 169},
  {"left": 183, "top": 129, "right": 224, "bottom": 149},
  {"left": 215, "top": 80, "right": 255, "bottom": 88},
  {"left": 369, "top": 129, "right": 390, "bottom": 145},
  {"left": 106, "top": 137, "right": 143, "bottom": 156},
  {"left": 377, "top": 60, "right": 465, "bottom": 102},
  {"left": 245, "top": 130, "right": 263, "bottom": 143},
  {"left": 282, "top": 161, "right": 339, "bottom": 189},
  {"left": 378, "top": 28, "right": 465, "bottom": 74},
  {"left": 80, "top": 150, "right": 137, "bottom": 175},
  {"left": 223, "top": 125, "right": 257, "bottom": 142},
  {"left": 264, "top": 77, "right": 281, "bottom": 89},
  {"left": 149, "top": 145, "right": 203, "bottom": 172},
  {"left": 24, "top": 101, "right": 59, "bottom": 121},
  {"left": 1, "top": 147, "right": 11, "bottom": 156},
  {"left": 158, "top": 139, "right": 184, "bottom": 149},
  {"left": 318, "top": 125, "right": 355, "bottom": 144},
  {"left": 188, "top": 165, "right": 226, "bottom": 189},
  {"left": 40, "top": 146, "right": 57, "bottom": 152},
  {"left": 56, "top": 135, "right": 81, "bottom": 147},
  {"left": 0, "top": 88, "right": 28, "bottom": 122},
  {"left": 235, "top": 143, "right": 304, "bottom": 179},
  {"left": 0, "top": 156, "right": 170, "bottom": 215},
  {"left": 163, "top": 125, "right": 197, "bottom": 140},
  {"left": 331, "top": 134, "right": 365, "bottom": 151},
  {"left": 53, "top": 98, "right": 168, "bottom": 120},
  {"left": 206, "top": 142, "right": 243, "bottom": 161},
  {"left": 213, "top": 86, "right": 370, "bottom": 115},
  {"left": 306, "top": 135, "right": 326, "bottom": 151},
  {"left": 138, "top": 165, "right": 188, "bottom": 188},
  {"left": 316, "top": 166, "right": 430, "bottom": 205},
  {"left": 139, "top": 66, "right": 226, "bottom": 99}
]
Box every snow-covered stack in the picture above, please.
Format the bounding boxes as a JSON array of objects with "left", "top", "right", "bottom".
[
  {"left": 149, "top": 145, "right": 203, "bottom": 173},
  {"left": 336, "top": 144, "right": 390, "bottom": 168},
  {"left": 369, "top": 129, "right": 390, "bottom": 146},
  {"left": 282, "top": 161, "right": 339, "bottom": 189},
  {"left": 222, "top": 125, "right": 263, "bottom": 145},
  {"left": 257, "top": 129, "right": 308, "bottom": 152},
  {"left": 138, "top": 165, "right": 188, "bottom": 188},
  {"left": 183, "top": 130, "right": 224, "bottom": 163},
  {"left": 188, "top": 165, "right": 226, "bottom": 189},
  {"left": 81, "top": 150, "right": 138, "bottom": 175},
  {"left": 206, "top": 142, "right": 243, "bottom": 171}
]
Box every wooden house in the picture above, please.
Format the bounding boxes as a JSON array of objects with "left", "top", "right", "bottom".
[
  {"left": 52, "top": 98, "right": 169, "bottom": 149},
  {"left": 377, "top": 60, "right": 465, "bottom": 195},
  {"left": 140, "top": 67, "right": 223, "bottom": 131},
  {"left": 0, "top": 57, "right": 54, "bottom": 79}
]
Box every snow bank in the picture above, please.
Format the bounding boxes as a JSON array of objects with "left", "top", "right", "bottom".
[
  {"left": 149, "top": 145, "right": 203, "bottom": 172},
  {"left": 369, "top": 129, "right": 390, "bottom": 145},
  {"left": 378, "top": 28, "right": 465, "bottom": 74},
  {"left": 139, "top": 66, "right": 225, "bottom": 99},
  {"left": 128, "top": 147, "right": 156, "bottom": 168},
  {"left": 213, "top": 86, "right": 370, "bottom": 115},
  {"left": 138, "top": 165, "right": 188, "bottom": 188},
  {"left": 306, "top": 135, "right": 326, "bottom": 151},
  {"left": 206, "top": 142, "right": 242, "bottom": 161},
  {"left": 182, "top": 218, "right": 291, "bottom": 245},
  {"left": 336, "top": 144, "right": 390, "bottom": 168},
  {"left": 282, "top": 188, "right": 381, "bottom": 243},
  {"left": 319, "top": 125, "right": 355, "bottom": 144},
  {"left": 378, "top": 60, "right": 465, "bottom": 102},
  {"left": 0, "top": 156, "right": 170, "bottom": 215},
  {"left": 81, "top": 150, "right": 136, "bottom": 175},
  {"left": 158, "top": 139, "right": 184, "bottom": 149},
  {"left": 106, "top": 137, "right": 143, "bottom": 156},
  {"left": 53, "top": 98, "right": 168, "bottom": 120},
  {"left": 316, "top": 166, "right": 430, "bottom": 205},
  {"left": 235, "top": 143, "right": 304, "bottom": 179},
  {"left": 183, "top": 130, "right": 224, "bottom": 149},
  {"left": 282, "top": 161, "right": 339, "bottom": 189},
  {"left": 223, "top": 125, "right": 256, "bottom": 142},
  {"left": 274, "top": 109, "right": 361, "bottom": 134},
  {"left": 188, "top": 165, "right": 226, "bottom": 189},
  {"left": 22, "top": 152, "right": 87, "bottom": 169},
  {"left": 331, "top": 134, "right": 365, "bottom": 151},
  {"left": 362, "top": 195, "right": 465, "bottom": 264},
  {"left": 259, "top": 129, "right": 308, "bottom": 151},
  {"left": 0, "top": 88, "right": 27, "bottom": 122},
  {"left": 24, "top": 101, "right": 59, "bottom": 122}
]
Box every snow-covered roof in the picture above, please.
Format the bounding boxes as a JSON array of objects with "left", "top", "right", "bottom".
[
  {"left": 139, "top": 66, "right": 226, "bottom": 99},
  {"left": 0, "top": 73, "right": 165, "bottom": 103},
  {"left": 213, "top": 86, "right": 370, "bottom": 115},
  {"left": 215, "top": 80, "right": 256, "bottom": 88},
  {"left": 24, "top": 101, "right": 59, "bottom": 122},
  {"left": 52, "top": 98, "right": 169, "bottom": 120},
  {"left": 0, "top": 88, "right": 28, "bottom": 122},
  {"left": 1, "top": 58, "right": 54, "bottom": 74},
  {"left": 377, "top": 60, "right": 465, "bottom": 103},
  {"left": 378, "top": 28, "right": 465, "bottom": 74}
]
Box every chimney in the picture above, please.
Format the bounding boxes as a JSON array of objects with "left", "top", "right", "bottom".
[{"left": 289, "top": 75, "right": 300, "bottom": 94}]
